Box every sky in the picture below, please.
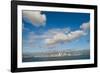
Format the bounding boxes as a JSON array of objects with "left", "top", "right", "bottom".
[{"left": 22, "top": 10, "right": 90, "bottom": 53}]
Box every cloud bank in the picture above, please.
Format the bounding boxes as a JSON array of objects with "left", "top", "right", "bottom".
[
  {"left": 45, "top": 21, "right": 90, "bottom": 46},
  {"left": 45, "top": 30, "right": 86, "bottom": 46},
  {"left": 23, "top": 28, "right": 70, "bottom": 49},
  {"left": 23, "top": 10, "right": 46, "bottom": 27},
  {"left": 23, "top": 21, "right": 90, "bottom": 48}
]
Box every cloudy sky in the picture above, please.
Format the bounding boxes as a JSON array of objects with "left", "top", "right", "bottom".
[{"left": 22, "top": 10, "right": 90, "bottom": 53}]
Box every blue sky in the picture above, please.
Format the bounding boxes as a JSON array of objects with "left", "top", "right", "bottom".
[{"left": 22, "top": 11, "right": 90, "bottom": 53}]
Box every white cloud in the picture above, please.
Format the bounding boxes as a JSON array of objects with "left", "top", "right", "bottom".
[
  {"left": 45, "top": 30, "right": 86, "bottom": 46},
  {"left": 23, "top": 28, "right": 70, "bottom": 48},
  {"left": 23, "top": 10, "right": 46, "bottom": 27},
  {"left": 24, "top": 28, "right": 70, "bottom": 41},
  {"left": 80, "top": 22, "right": 90, "bottom": 31}
]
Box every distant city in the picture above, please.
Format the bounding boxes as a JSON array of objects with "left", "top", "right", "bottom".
[{"left": 22, "top": 49, "right": 90, "bottom": 62}]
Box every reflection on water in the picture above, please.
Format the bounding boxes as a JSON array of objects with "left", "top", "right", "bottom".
[{"left": 22, "top": 49, "right": 90, "bottom": 62}]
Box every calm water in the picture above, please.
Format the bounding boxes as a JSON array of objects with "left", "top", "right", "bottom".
[{"left": 22, "top": 53, "right": 90, "bottom": 62}]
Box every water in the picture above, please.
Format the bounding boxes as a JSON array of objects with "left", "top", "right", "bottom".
[{"left": 22, "top": 51, "right": 90, "bottom": 62}]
